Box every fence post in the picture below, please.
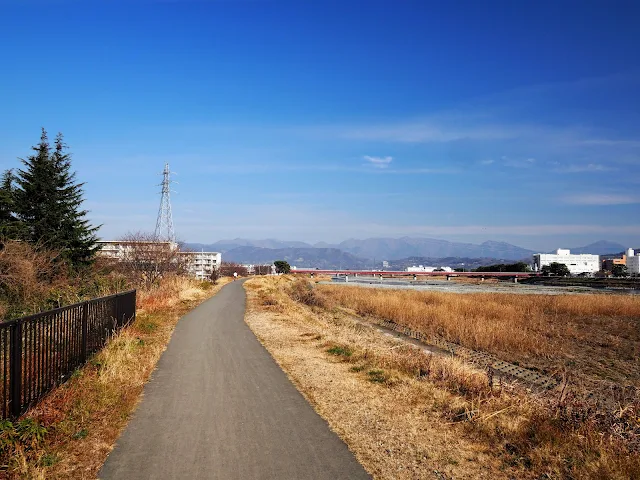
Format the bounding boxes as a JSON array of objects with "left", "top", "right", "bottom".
[
  {"left": 10, "top": 321, "right": 23, "bottom": 418},
  {"left": 115, "top": 294, "right": 121, "bottom": 328},
  {"left": 81, "top": 302, "right": 88, "bottom": 363},
  {"left": 132, "top": 290, "right": 136, "bottom": 325}
]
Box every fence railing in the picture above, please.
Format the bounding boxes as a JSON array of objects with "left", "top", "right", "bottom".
[{"left": 0, "top": 290, "right": 136, "bottom": 419}]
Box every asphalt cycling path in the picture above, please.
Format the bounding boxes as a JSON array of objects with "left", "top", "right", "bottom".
[{"left": 100, "top": 280, "right": 369, "bottom": 480}]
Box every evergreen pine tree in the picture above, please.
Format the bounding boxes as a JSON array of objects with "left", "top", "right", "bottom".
[
  {"left": 0, "top": 169, "right": 22, "bottom": 238},
  {"left": 14, "top": 129, "right": 99, "bottom": 267}
]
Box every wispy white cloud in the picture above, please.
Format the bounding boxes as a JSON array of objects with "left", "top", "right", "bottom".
[
  {"left": 337, "top": 122, "right": 521, "bottom": 143},
  {"left": 373, "top": 167, "right": 460, "bottom": 174},
  {"left": 363, "top": 155, "right": 393, "bottom": 169},
  {"left": 576, "top": 139, "right": 640, "bottom": 147},
  {"left": 397, "top": 223, "right": 640, "bottom": 236},
  {"left": 562, "top": 193, "right": 640, "bottom": 205},
  {"left": 502, "top": 156, "right": 536, "bottom": 168},
  {"left": 479, "top": 159, "right": 494, "bottom": 166},
  {"left": 552, "top": 163, "right": 616, "bottom": 173}
]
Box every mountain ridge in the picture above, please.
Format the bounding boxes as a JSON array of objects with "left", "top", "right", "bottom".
[{"left": 184, "top": 237, "right": 628, "bottom": 267}]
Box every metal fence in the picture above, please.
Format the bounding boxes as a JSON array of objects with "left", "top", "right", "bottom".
[{"left": 0, "top": 290, "right": 136, "bottom": 419}]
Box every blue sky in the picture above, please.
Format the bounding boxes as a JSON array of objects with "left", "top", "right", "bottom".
[{"left": 1, "top": 0, "right": 639, "bottom": 250}]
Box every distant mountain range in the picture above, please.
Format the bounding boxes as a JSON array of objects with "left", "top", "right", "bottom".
[
  {"left": 187, "top": 237, "right": 535, "bottom": 260},
  {"left": 184, "top": 238, "right": 629, "bottom": 269},
  {"left": 568, "top": 240, "right": 626, "bottom": 255},
  {"left": 218, "top": 247, "right": 368, "bottom": 269}
]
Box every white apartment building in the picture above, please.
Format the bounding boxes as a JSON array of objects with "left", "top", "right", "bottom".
[
  {"left": 96, "top": 240, "right": 178, "bottom": 259},
  {"left": 532, "top": 249, "right": 600, "bottom": 275},
  {"left": 626, "top": 248, "right": 640, "bottom": 275},
  {"left": 97, "top": 241, "right": 221, "bottom": 280},
  {"left": 181, "top": 251, "right": 222, "bottom": 280}
]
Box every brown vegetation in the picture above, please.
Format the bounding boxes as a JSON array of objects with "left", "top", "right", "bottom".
[
  {"left": 0, "top": 240, "right": 127, "bottom": 320},
  {"left": 244, "top": 276, "right": 640, "bottom": 479},
  {"left": 1, "top": 275, "right": 230, "bottom": 479},
  {"left": 218, "top": 261, "right": 248, "bottom": 277},
  {"left": 316, "top": 284, "right": 640, "bottom": 390},
  {"left": 113, "top": 232, "right": 187, "bottom": 288}
]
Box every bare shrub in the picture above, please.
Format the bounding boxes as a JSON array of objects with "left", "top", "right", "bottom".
[
  {"left": 287, "top": 279, "right": 327, "bottom": 308},
  {"left": 114, "top": 232, "right": 187, "bottom": 288},
  {"left": 0, "top": 240, "right": 67, "bottom": 318},
  {"left": 252, "top": 264, "right": 272, "bottom": 275},
  {"left": 219, "top": 261, "right": 248, "bottom": 277}
]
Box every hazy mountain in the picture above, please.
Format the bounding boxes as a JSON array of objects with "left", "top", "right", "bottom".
[
  {"left": 188, "top": 236, "right": 536, "bottom": 262},
  {"left": 569, "top": 240, "right": 627, "bottom": 255},
  {"left": 223, "top": 247, "right": 368, "bottom": 269},
  {"left": 186, "top": 238, "right": 313, "bottom": 253},
  {"left": 333, "top": 237, "right": 534, "bottom": 262},
  {"left": 388, "top": 256, "right": 526, "bottom": 271},
  {"left": 183, "top": 237, "right": 635, "bottom": 268}
]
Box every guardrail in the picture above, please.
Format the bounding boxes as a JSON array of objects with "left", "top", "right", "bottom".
[{"left": 0, "top": 290, "right": 136, "bottom": 419}]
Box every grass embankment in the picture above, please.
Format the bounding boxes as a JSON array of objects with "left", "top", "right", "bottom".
[
  {"left": 1, "top": 275, "right": 230, "bottom": 479},
  {"left": 318, "top": 285, "right": 640, "bottom": 391},
  {"left": 244, "top": 276, "right": 640, "bottom": 479}
]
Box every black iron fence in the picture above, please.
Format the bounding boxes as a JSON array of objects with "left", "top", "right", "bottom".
[{"left": 0, "top": 290, "right": 136, "bottom": 419}]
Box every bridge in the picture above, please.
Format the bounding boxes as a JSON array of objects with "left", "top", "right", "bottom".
[{"left": 292, "top": 269, "right": 539, "bottom": 278}]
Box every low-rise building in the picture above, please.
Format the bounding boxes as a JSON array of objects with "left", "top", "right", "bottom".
[
  {"left": 407, "top": 265, "right": 435, "bottom": 272},
  {"left": 533, "top": 249, "right": 600, "bottom": 275},
  {"left": 626, "top": 248, "right": 640, "bottom": 275},
  {"left": 602, "top": 256, "right": 626, "bottom": 272},
  {"left": 407, "top": 265, "right": 453, "bottom": 273}
]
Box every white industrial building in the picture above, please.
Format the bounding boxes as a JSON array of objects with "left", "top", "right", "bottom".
[
  {"left": 532, "top": 249, "right": 600, "bottom": 275},
  {"left": 626, "top": 248, "right": 640, "bottom": 275},
  {"left": 406, "top": 265, "right": 453, "bottom": 273}
]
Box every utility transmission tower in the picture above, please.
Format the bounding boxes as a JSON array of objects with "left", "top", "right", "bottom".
[{"left": 154, "top": 163, "right": 176, "bottom": 242}]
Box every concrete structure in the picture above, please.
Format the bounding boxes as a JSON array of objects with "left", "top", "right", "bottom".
[
  {"left": 533, "top": 249, "right": 600, "bottom": 275},
  {"left": 626, "top": 249, "right": 640, "bottom": 275},
  {"left": 181, "top": 251, "right": 221, "bottom": 280}
]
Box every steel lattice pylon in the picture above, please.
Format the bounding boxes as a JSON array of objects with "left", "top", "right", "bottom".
[{"left": 154, "top": 163, "right": 175, "bottom": 242}]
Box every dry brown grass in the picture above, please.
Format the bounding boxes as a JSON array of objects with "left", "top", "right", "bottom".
[
  {"left": 316, "top": 285, "right": 640, "bottom": 390},
  {"left": 2, "top": 276, "right": 230, "bottom": 479},
  {"left": 244, "top": 276, "right": 640, "bottom": 480}
]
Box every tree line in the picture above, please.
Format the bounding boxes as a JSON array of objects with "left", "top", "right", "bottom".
[{"left": 474, "top": 262, "right": 530, "bottom": 273}]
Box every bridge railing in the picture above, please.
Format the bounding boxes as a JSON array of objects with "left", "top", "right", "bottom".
[{"left": 0, "top": 290, "right": 136, "bottom": 419}]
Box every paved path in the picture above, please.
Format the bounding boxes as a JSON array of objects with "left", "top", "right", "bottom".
[{"left": 100, "top": 281, "right": 369, "bottom": 480}]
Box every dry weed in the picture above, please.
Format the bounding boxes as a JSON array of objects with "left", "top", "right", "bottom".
[{"left": 317, "top": 285, "right": 640, "bottom": 390}]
